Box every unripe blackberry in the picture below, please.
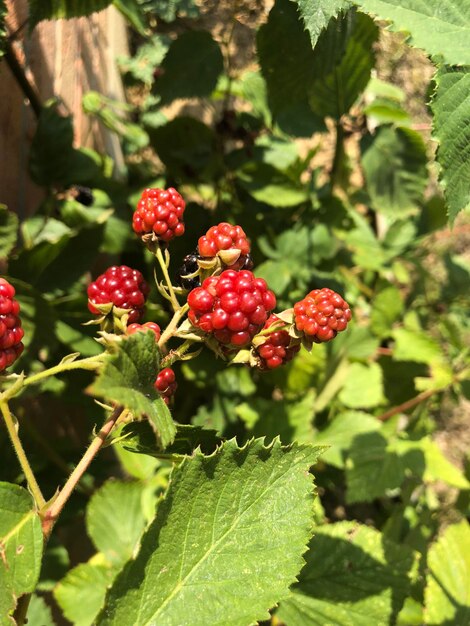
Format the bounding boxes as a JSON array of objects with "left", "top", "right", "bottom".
[
  {"left": 198, "top": 222, "right": 250, "bottom": 269},
  {"left": 255, "top": 315, "right": 300, "bottom": 369},
  {"left": 71, "top": 185, "right": 94, "bottom": 207},
  {"left": 133, "top": 187, "right": 185, "bottom": 243},
  {"left": 294, "top": 288, "right": 351, "bottom": 343},
  {"left": 0, "top": 278, "right": 24, "bottom": 371},
  {"left": 87, "top": 266, "right": 150, "bottom": 324},
  {"left": 187, "top": 269, "right": 276, "bottom": 348},
  {"left": 127, "top": 321, "right": 161, "bottom": 342},
  {"left": 155, "top": 368, "right": 177, "bottom": 405}
]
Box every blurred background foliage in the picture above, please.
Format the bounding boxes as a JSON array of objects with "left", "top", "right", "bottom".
[{"left": 1, "top": 0, "right": 470, "bottom": 624}]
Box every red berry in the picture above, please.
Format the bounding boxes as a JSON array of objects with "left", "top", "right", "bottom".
[
  {"left": 127, "top": 321, "right": 161, "bottom": 342},
  {"left": 87, "top": 266, "right": 150, "bottom": 323},
  {"left": 256, "top": 314, "right": 300, "bottom": 370},
  {"left": 198, "top": 222, "right": 251, "bottom": 269},
  {"left": 155, "top": 367, "right": 177, "bottom": 405},
  {"left": 187, "top": 269, "right": 276, "bottom": 348},
  {"left": 293, "top": 288, "right": 351, "bottom": 343},
  {"left": 0, "top": 278, "right": 24, "bottom": 371},
  {"left": 132, "top": 187, "right": 186, "bottom": 243}
]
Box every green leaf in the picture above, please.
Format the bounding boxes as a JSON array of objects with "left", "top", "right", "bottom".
[
  {"left": 353, "top": 0, "right": 470, "bottom": 65},
  {"left": 29, "top": 0, "right": 112, "bottom": 28},
  {"left": 295, "top": 0, "right": 351, "bottom": 47},
  {"left": 149, "top": 117, "right": 221, "bottom": 181},
  {"left": 425, "top": 521, "right": 470, "bottom": 625},
  {"left": 139, "top": 0, "right": 199, "bottom": 22},
  {"left": 361, "top": 126, "right": 428, "bottom": 216},
  {"left": 89, "top": 332, "right": 176, "bottom": 448},
  {"left": 0, "top": 205, "right": 18, "bottom": 259},
  {"left": 120, "top": 422, "right": 222, "bottom": 459},
  {"left": 277, "top": 521, "right": 416, "bottom": 626},
  {"left": 54, "top": 557, "right": 117, "bottom": 626},
  {"left": 370, "top": 286, "right": 404, "bottom": 337},
  {"left": 314, "top": 411, "right": 381, "bottom": 467},
  {"left": 156, "top": 31, "right": 223, "bottom": 104},
  {"left": 236, "top": 162, "right": 308, "bottom": 207},
  {"left": 0, "top": 483, "right": 43, "bottom": 609},
  {"left": 86, "top": 480, "right": 148, "bottom": 566},
  {"left": 308, "top": 11, "right": 379, "bottom": 118},
  {"left": 113, "top": 0, "right": 149, "bottom": 35},
  {"left": 339, "top": 362, "right": 385, "bottom": 408},
  {"left": 118, "top": 35, "right": 170, "bottom": 83},
  {"left": 26, "top": 594, "right": 55, "bottom": 626},
  {"left": 0, "top": 568, "right": 15, "bottom": 626},
  {"left": 392, "top": 328, "right": 443, "bottom": 365},
  {"left": 98, "top": 439, "right": 325, "bottom": 626},
  {"left": 431, "top": 65, "right": 470, "bottom": 223}
]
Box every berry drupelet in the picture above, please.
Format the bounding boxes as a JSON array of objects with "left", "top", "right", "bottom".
[
  {"left": 132, "top": 187, "right": 185, "bottom": 243},
  {"left": 0, "top": 278, "right": 24, "bottom": 371},
  {"left": 294, "top": 288, "right": 351, "bottom": 343},
  {"left": 155, "top": 368, "right": 177, "bottom": 405},
  {"left": 87, "top": 266, "right": 150, "bottom": 324},
  {"left": 255, "top": 315, "right": 300, "bottom": 369},
  {"left": 187, "top": 269, "right": 276, "bottom": 348}
]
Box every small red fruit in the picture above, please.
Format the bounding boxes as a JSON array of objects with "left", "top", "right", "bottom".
[
  {"left": 155, "top": 367, "right": 177, "bottom": 405},
  {"left": 256, "top": 314, "right": 300, "bottom": 369},
  {"left": 0, "top": 278, "right": 24, "bottom": 371},
  {"left": 127, "top": 321, "right": 161, "bottom": 342},
  {"left": 87, "top": 266, "right": 150, "bottom": 324},
  {"left": 198, "top": 222, "right": 250, "bottom": 268},
  {"left": 132, "top": 187, "right": 185, "bottom": 243},
  {"left": 294, "top": 288, "right": 351, "bottom": 343},
  {"left": 187, "top": 269, "right": 276, "bottom": 348}
]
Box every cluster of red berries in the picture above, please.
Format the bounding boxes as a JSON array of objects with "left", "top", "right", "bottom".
[
  {"left": 132, "top": 187, "right": 185, "bottom": 243},
  {"left": 0, "top": 279, "right": 24, "bottom": 371},
  {"left": 256, "top": 315, "right": 300, "bottom": 370},
  {"left": 155, "top": 368, "right": 177, "bottom": 405},
  {"left": 198, "top": 222, "right": 250, "bottom": 259},
  {"left": 87, "top": 266, "right": 150, "bottom": 324},
  {"left": 187, "top": 270, "right": 276, "bottom": 347},
  {"left": 294, "top": 288, "right": 352, "bottom": 343}
]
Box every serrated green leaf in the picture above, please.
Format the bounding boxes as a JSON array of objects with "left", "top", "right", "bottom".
[
  {"left": 120, "top": 421, "right": 222, "bottom": 458},
  {"left": 29, "top": 0, "right": 112, "bottom": 29},
  {"left": 392, "top": 328, "right": 443, "bottom": 365},
  {"left": 425, "top": 520, "right": 470, "bottom": 625},
  {"left": 431, "top": 65, "right": 470, "bottom": 222},
  {"left": 89, "top": 332, "right": 176, "bottom": 448},
  {"left": 308, "top": 11, "right": 378, "bottom": 118},
  {"left": 118, "top": 35, "right": 170, "bottom": 83},
  {"left": 314, "top": 411, "right": 381, "bottom": 467},
  {"left": 156, "top": 31, "right": 223, "bottom": 104},
  {"left": 417, "top": 439, "right": 469, "bottom": 489},
  {"left": 277, "top": 521, "right": 416, "bottom": 626},
  {"left": 339, "top": 362, "right": 385, "bottom": 408},
  {"left": 361, "top": 126, "right": 428, "bottom": 216},
  {"left": 237, "top": 162, "right": 308, "bottom": 207},
  {"left": 54, "top": 558, "right": 118, "bottom": 626},
  {"left": 27, "top": 594, "right": 55, "bottom": 626},
  {"left": 0, "top": 205, "right": 18, "bottom": 259},
  {"left": 294, "top": 0, "right": 351, "bottom": 46},
  {"left": 0, "top": 483, "right": 43, "bottom": 601},
  {"left": 0, "top": 567, "right": 15, "bottom": 626},
  {"left": 86, "top": 480, "right": 147, "bottom": 566},
  {"left": 354, "top": 0, "right": 470, "bottom": 65},
  {"left": 98, "top": 439, "right": 325, "bottom": 626},
  {"left": 370, "top": 286, "right": 404, "bottom": 337}
]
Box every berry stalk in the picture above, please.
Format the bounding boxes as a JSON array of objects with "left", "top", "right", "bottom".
[
  {"left": 155, "top": 246, "right": 181, "bottom": 311},
  {"left": 0, "top": 400, "right": 46, "bottom": 509}
]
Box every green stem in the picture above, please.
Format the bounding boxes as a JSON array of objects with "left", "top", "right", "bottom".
[
  {"left": 161, "top": 339, "right": 200, "bottom": 367},
  {"left": 0, "top": 401, "right": 46, "bottom": 509},
  {"left": 155, "top": 247, "right": 180, "bottom": 312},
  {"left": 41, "top": 405, "right": 126, "bottom": 539},
  {"left": 158, "top": 304, "right": 189, "bottom": 349},
  {"left": 21, "top": 355, "right": 103, "bottom": 391}
]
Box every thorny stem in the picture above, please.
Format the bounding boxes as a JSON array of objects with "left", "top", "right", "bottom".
[
  {"left": 158, "top": 304, "right": 190, "bottom": 349},
  {"left": 155, "top": 247, "right": 180, "bottom": 312},
  {"left": 20, "top": 355, "right": 104, "bottom": 392},
  {"left": 41, "top": 405, "right": 126, "bottom": 539},
  {"left": 161, "top": 339, "right": 201, "bottom": 368},
  {"left": 0, "top": 401, "right": 46, "bottom": 509},
  {"left": 377, "top": 388, "right": 440, "bottom": 422}
]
